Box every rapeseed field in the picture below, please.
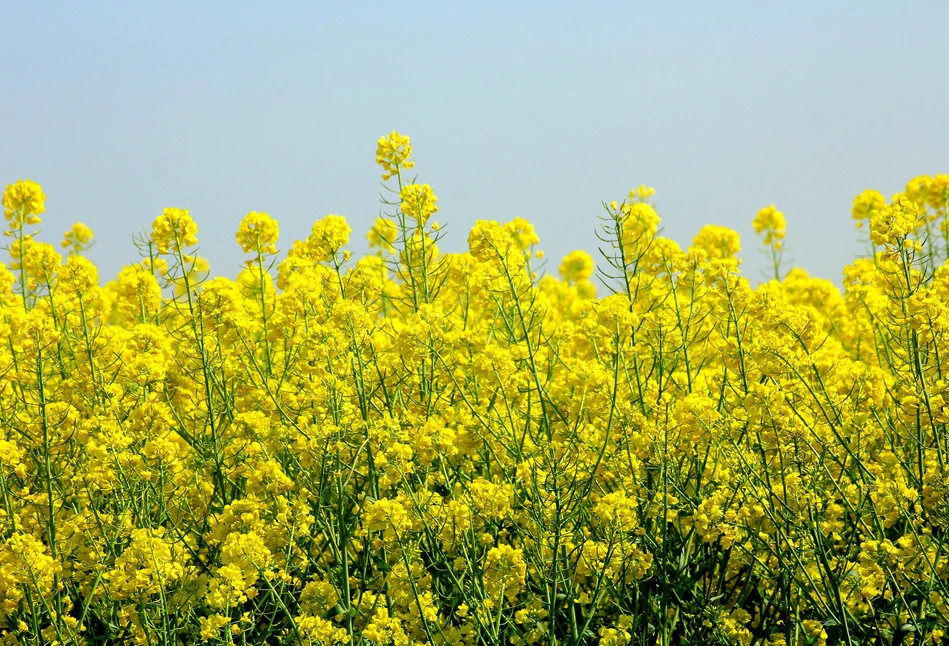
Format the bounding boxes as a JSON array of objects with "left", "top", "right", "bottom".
[{"left": 1, "top": 133, "right": 948, "bottom": 645}]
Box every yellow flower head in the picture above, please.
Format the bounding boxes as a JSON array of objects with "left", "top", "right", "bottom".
[
  {"left": 236, "top": 211, "right": 279, "bottom": 255},
  {"left": 59, "top": 255, "right": 99, "bottom": 294},
  {"left": 503, "top": 218, "right": 540, "bottom": 252},
  {"left": 752, "top": 205, "right": 786, "bottom": 247},
  {"left": 927, "top": 173, "right": 949, "bottom": 210},
  {"left": 113, "top": 264, "right": 162, "bottom": 322},
  {"left": 869, "top": 197, "right": 921, "bottom": 247},
  {"left": 468, "top": 220, "right": 526, "bottom": 267},
  {"left": 0, "top": 261, "right": 14, "bottom": 297},
  {"left": 594, "top": 491, "right": 640, "bottom": 532},
  {"left": 298, "top": 579, "right": 340, "bottom": 617},
  {"left": 851, "top": 188, "right": 886, "bottom": 227},
  {"left": 400, "top": 183, "right": 439, "bottom": 225},
  {"left": 483, "top": 544, "right": 526, "bottom": 601},
  {"left": 61, "top": 222, "right": 94, "bottom": 255},
  {"left": 559, "top": 249, "right": 594, "bottom": 283},
  {"left": 905, "top": 175, "right": 932, "bottom": 206},
  {"left": 299, "top": 214, "right": 351, "bottom": 262},
  {"left": 10, "top": 236, "right": 62, "bottom": 290},
  {"left": 105, "top": 528, "right": 183, "bottom": 600},
  {"left": 151, "top": 207, "right": 199, "bottom": 254},
  {"left": 2, "top": 533, "right": 60, "bottom": 593},
  {"left": 691, "top": 224, "right": 741, "bottom": 261},
  {"left": 376, "top": 130, "right": 415, "bottom": 181},
  {"left": 3, "top": 179, "right": 45, "bottom": 228}
]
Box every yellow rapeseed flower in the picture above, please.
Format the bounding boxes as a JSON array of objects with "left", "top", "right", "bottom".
[
  {"left": 752, "top": 205, "right": 786, "bottom": 247},
  {"left": 851, "top": 188, "right": 886, "bottom": 227},
  {"left": 2, "top": 179, "right": 45, "bottom": 228},
  {"left": 869, "top": 197, "right": 921, "bottom": 248},
  {"left": 151, "top": 207, "right": 199, "bottom": 254},
  {"left": 236, "top": 211, "right": 279, "bottom": 255},
  {"left": 376, "top": 130, "right": 415, "bottom": 181},
  {"left": 691, "top": 224, "right": 741, "bottom": 261},
  {"left": 559, "top": 249, "right": 594, "bottom": 283},
  {"left": 399, "top": 183, "right": 439, "bottom": 225},
  {"left": 61, "top": 222, "right": 94, "bottom": 254}
]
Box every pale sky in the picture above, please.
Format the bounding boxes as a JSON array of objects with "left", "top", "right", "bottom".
[{"left": 2, "top": 1, "right": 947, "bottom": 287}]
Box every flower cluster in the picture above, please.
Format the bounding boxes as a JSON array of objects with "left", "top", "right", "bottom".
[
  {"left": 235, "top": 211, "right": 279, "bottom": 255},
  {"left": 752, "top": 205, "right": 786, "bottom": 247},
  {"left": 400, "top": 184, "right": 439, "bottom": 225},
  {"left": 151, "top": 206, "right": 199, "bottom": 254},
  {"left": 376, "top": 130, "right": 415, "bottom": 181},
  {"left": 2, "top": 179, "right": 45, "bottom": 228}
]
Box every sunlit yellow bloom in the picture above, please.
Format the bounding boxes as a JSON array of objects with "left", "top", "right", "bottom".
[
  {"left": 559, "top": 249, "right": 594, "bottom": 283},
  {"left": 236, "top": 210, "right": 279, "bottom": 255},
  {"left": 376, "top": 130, "right": 415, "bottom": 181},
  {"left": 752, "top": 205, "right": 786, "bottom": 247},
  {"left": 61, "top": 222, "right": 94, "bottom": 254},
  {"left": 503, "top": 217, "right": 540, "bottom": 251},
  {"left": 926, "top": 173, "right": 949, "bottom": 210},
  {"left": 400, "top": 183, "right": 439, "bottom": 225},
  {"left": 869, "top": 197, "right": 921, "bottom": 247},
  {"left": 151, "top": 206, "right": 198, "bottom": 254},
  {"left": 2, "top": 179, "right": 45, "bottom": 228},
  {"left": 852, "top": 188, "right": 886, "bottom": 227},
  {"left": 691, "top": 224, "right": 741, "bottom": 260},
  {"left": 298, "top": 214, "right": 351, "bottom": 262},
  {"left": 483, "top": 544, "right": 526, "bottom": 601},
  {"left": 105, "top": 528, "right": 184, "bottom": 599}
]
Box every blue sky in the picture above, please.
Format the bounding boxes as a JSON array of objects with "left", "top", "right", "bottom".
[{"left": 2, "top": 1, "right": 947, "bottom": 286}]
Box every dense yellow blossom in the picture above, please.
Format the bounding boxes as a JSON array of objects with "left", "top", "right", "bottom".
[
  {"left": 870, "top": 196, "right": 922, "bottom": 247},
  {"left": 2, "top": 179, "right": 45, "bottom": 228},
  {"left": 559, "top": 249, "right": 594, "bottom": 283},
  {"left": 151, "top": 206, "right": 198, "bottom": 254},
  {"left": 852, "top": 187, "right": 887, "bottom": 225},
  {"left": 376, "top": 130, "right": 415, "bottom": 181},
  {"left": 297, "top": 214, "right": 351, "bottom": 263},
  {"left": 61, "top": 222, "right": 94, "bottom": 255},
  {"left": 236, "top": 210, "right": 279, "bottom": 255},
  {"left": 483, "top": 544, "right": 526, "bottom": 602},
  {"left": 1, "top": 147, "right": 949, "bottom": 645},
  {"left": 104, "top": 528, "right": 185, "bottom": 599},
  {"left": 399, "top": 183, "right": 439, "bottom": 225},
  {"left": 752, "top": 205, "right": 786, "bottom": 247},
  {"left": 691, "top": 224, "right": 741, "bottom": 261}
]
